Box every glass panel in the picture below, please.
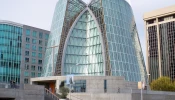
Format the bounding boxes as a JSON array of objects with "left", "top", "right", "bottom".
[
  {"left": 32, "top": 31, "right": 37, "bottom": 37},
  {"left": 39, "top": 32, "right": 43, "bottom": 38},
  {"left": 26, "top": 29, "right": 30, "bottom": 36},
  {"left": 42, "top": 0, "right": 86, "bottom": 76},
  {"left": 32, "top": 52, "right": 36, "bottom": 57},
  {"left": 64, "top": 11, "right": 104, "bottom": 76},
  {"left": 32, "top": 39, "right": 36, "bottom": 44},
  {"left": 72, "top": 80, "right": 86, "bottom": 93},
  {"left": 88, "top": 0, "right": 146, "bottom": 82},
  {"left": 0, "top": 24, "right": 22, "bottom": 83}
]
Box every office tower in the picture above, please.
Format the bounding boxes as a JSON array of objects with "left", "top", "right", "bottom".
[
  {"left": 144, "top": 5, "right": 175, "bottom": 82},
  {"left": 43, "top": 0, "right": 146, "bottom": 82},
  {"left": 0, "top": 20, "right": 49, "bottom": 84}
]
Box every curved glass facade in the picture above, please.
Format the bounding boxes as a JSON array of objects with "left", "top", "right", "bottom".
[
  {"left": 43, "top": 0, "right": 146, "bottom": 82},
  {"left": 64, "top": 11, "right": 104, "bottom": 76},
  {"left": 42, "top": 0, "right": 68, "bottom": 76},
  {"left": 0, "top": 23, "right": 22, "bottom": 83}
]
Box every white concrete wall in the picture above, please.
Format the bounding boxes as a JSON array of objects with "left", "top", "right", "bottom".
[
  {"left": 31, "top": 76, "right": 138, "bottom": 94},
  {"left": 69, "top": 93, "right": 132, "bottom": 100},
  {"left": 70, "top": 92, "right": 175, "bottom": 100},
  {"left": 0, "top": 85, "right": 44, "bottom": 100}
]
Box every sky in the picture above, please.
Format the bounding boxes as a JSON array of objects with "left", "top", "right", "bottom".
[{"left": 0, "top": 0, "right": 175, "bottom": 61}]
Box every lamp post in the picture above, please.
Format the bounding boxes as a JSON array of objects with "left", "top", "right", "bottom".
[
  {"left": 141, "top": 74, "right": 150, "bottom": 100},
  {"left": 141, "top": 81, "right": 144, "bottom": 100},
  {"left": 147, "top": 74, "right": 150, "bottom": 91},
  {"left": 47, "top": 45, "right": 59, "bottom": 76}
]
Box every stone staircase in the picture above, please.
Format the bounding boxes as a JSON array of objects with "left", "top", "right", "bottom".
[
  {"left": 44, "top": 88, "right": 59, "bottom": 100},
  {"left": 44, "top": 88, "right": 84, "bottom": 100}
]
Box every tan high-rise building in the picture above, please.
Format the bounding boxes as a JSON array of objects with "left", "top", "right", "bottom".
[{"left": 144, "top": 5, "right": 175, "bottom": 82}]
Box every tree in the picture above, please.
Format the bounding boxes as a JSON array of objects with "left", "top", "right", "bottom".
[
  {"left": 150, "top": 76, "right": 175, "bottom": 92},
  {"left": 59, "top": 87, "right": 69, "bottom": 99},
  {"left": 59, "top": 81, "right": 69, "bottom": 99}
]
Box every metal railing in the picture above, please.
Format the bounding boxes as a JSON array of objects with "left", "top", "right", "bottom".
[{"left": 44, "top": 88, "right": 59, "bottom": 100}]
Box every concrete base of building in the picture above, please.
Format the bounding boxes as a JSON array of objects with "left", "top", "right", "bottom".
[
  {"left": 0, "top": 85, "right": 44, "bottom": 100},
  {"left": 69, "top": 91, "right": 175, "bottom": 100},
  {"left": 0, "top": 83, "right": 175, "bottom": 100},
  {"left": 31, "top": 76, "right": 139, "bottom": 94},
  {"left": 30, "top": 76, "right": 175, "bottom": 100}
]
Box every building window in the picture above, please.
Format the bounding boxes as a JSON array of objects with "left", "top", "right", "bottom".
[
  {"left": 39, "top": 47, "right": 42, "bottom": 52},
  {"left": 38, "top": 53, "right": 42, "bottom": 58},
  {"left": 1, "top": 54, "right": 3, "bottom": 59},
  {"left": 17, "top": 43, "right": 21, "bottom": 47},
  {"left": 32, "top": 31, "right": 37, "bottom": 37},
  {"left": 26, "top": 44, "right": 30, "bottom": 49},
  {"left": 25, "top": 51, "right": 29, "bottom": 56},
  {"left": 39, "top": 32, "right": 43, "bottom": 38},
  {"left": 25, "top": 58, "right": 29, "bottom": 63},
  {"left": 31, "top": 65, "right": 36, "bottom": 71},
  {"left": 32, "top": 59, "right": 36, "bottom": 64},
  {"left": 26, "top": 37, "right": 30, "bottom": 43},
  {"left": 32, "top": 45, "right": 36, "bottom": 51},
  {"left": 26, "top": 29, "right": 30, "bottom": 36},
  {"left": 45, "top": 41, "right": 47, "bottom": 46},
  {"left": 25, "top": 64, "right": 29, "bottom": 70},
  {"left": 24, "top": 78, "right": 29, "bottom": 84},
  {"left": 18, "top": 36, "right": 21, "bottom": 41},
  {"left": 38, "top": 60, "right": 42, "bottom": 64},
  {"left": 72, "top": 80, "right": 86, "bottom": 92},
  {"left": 38, "top": 66, "right": 42, "bottom": 72},
  {"left": 39, "top": 40, "right": 42, "bottom": 45},
  {"left": 31, "top": 72, "right": 35, "bottom": 77},
  {"left": 32, "top": 39, "right": 36, "bottom": 44},
  {"left": 45, "top": 34, "right": 49, "bottom": 40},
  {"left": 10, "top": 41, "right": 12, "bottom": 46},
  {"left": 24, "top": 71, "right": 29, "bottom": 77},
  {"left": 38, "top": 73, "right": 41, "bottom": 77},
  {"left": 32, "top": 52, "right": 36, "bottom": 57}
]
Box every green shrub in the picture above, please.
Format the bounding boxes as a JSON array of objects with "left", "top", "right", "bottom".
[{"left": 150, "top": 76, "right": 175, "bottom": 92}]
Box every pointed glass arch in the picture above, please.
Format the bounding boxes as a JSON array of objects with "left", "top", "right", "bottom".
[{"left": 63, "top": 11, "right": 104, "bottom": 76}]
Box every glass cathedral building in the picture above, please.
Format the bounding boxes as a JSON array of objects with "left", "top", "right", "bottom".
[{"left": 43, "top": 0, "right": 147, "bottom": 82}]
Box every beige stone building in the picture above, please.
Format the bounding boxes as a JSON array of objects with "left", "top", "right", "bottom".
[{"left": 144, "top": 5, "right": 175, "bottom": 82}]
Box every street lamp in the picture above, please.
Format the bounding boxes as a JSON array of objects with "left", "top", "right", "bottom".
[
  {"left": 141, "top": 81, "right": 144, "bottom": 100},
  {"left": 146, "top": 74, "right": 151, "bottom": 90},
  {"left": 141, "top": 74, "right": 150, "bottom": 100}
]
